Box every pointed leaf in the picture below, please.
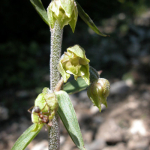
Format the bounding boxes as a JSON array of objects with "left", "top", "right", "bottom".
[
  {"left": 76, "top": 1, "right": 107, "bottom": 37},
  {"left": 11, "top": 124, "right": 43, "bottom": 150},
  {"left": 63, "top": 77, "right": 88, "bottom": 94},
  {"left": 30, "top": 0, "right": 49, "bottom": 26},
  {"left": 56, "top": 91, "right": 86, "bottom": 150}
]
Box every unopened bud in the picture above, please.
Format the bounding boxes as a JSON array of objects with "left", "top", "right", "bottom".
[
  {"left": 31, "top": 88, "right": 58, "bottom": 126},
  {"left": 87, "top": 78, "right": 110, "bottom": 112},
  {"left": 47, "top": 0, "right": 78, "bottom": 32}
]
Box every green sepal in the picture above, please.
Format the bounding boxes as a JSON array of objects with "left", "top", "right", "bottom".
[
  {"left": 80, "top": 64, "right": 89, "bottom": 85},
  {"left": 55, "top": 10, "right": 72, "bottom": 29},
  {"left": 76, "top": 1, "right": 107, "bottom": 37},
  {"left": 67, "top": 45, "right": 89, "bottom": 62},
  {"left": 68, "top": 4, "right": 78, "bottom": 32},
  {"left": 11, "top": 124, "right": 43, "bottom": 150},
  {"left": 58, "top": 59, "right": 71, "bottom": 82},
  {"left": 60, "top": 0, "right": 75, "bottom": 18},
  {"left": 47, "top": 4, "right": 56, "bottom": 28},
  {"left": 30, "top": 0, "right": 49, "bottom": 26}
]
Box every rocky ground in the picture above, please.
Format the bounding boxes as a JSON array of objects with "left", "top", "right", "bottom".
[{"left": 0, "top": 79, "right": 150, "bottom": 150}]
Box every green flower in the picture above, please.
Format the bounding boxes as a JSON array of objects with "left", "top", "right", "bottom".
[
  {"left": 31, "top": 88, "right": 58, "bottom": 127},
  {"left": 87, "top": 78, "right": 110, "bottom": 112},
  {"left": 58, "top": 45, "right": 90, "bottom": 85},
  {"left": 47, "top": 0, "right": 78, "bottom": 32}
]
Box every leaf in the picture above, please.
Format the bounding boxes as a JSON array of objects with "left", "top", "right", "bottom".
[
  {"left": 30, "top": 0, "right": 49, "bottom": 26},
  {"left": 56, "top": 91, "right": 86, "bottom": 150},
  {"left": 76, "top": 1, "right": 107, "bottom": 37},
  {"left": 63, "top": 77, "right": 88, "bottom": 94},
  {"left": 11, "top": 124, "right": 43, "bottom": 150}
]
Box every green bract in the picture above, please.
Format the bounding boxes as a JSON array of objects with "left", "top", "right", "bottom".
[
  {"left": 31, "top": 88, "right": 58, "bottom": 130},
  {"left": 58, "top": 45, "right": 90, "bottom": 85},
  {"left": 47, "top": 0, "right": 78, "bottom": 32},
  {"left": 87, "top": 78, "right": 110, "bottom": 112},
  {"left": 89, "top": 66, "right": 100, "bottom": 83}
]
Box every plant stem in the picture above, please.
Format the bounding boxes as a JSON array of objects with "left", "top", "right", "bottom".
[{"left": 49, "top": 20, "right": 63, "bottom": 150}]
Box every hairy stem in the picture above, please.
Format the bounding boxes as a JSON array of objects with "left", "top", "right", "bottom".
[
  {"left": 49, "top": 20, "right": 63, "bottom": 150},
  {"left": 50, "top": 21, "right": 63, "bottom": 90}
]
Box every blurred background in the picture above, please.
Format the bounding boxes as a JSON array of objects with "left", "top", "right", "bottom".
[{"left": 0, "top": 0, "right": 150, "bottom": 149}]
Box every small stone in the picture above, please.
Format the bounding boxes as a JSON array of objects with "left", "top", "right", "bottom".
[
  {"left": 129, "top": 119, "right": 147, "bottom": 136},
  {"left": 78, "top": 91, "right": 92, "bottom": 108},
  {"left": 96, "top": 119, "right": 124, "bottom": 143},
  {"left": 61, "top": 136, "right": 74, "bottom": 150},
  {"left": 127, "top": 137, "right": 149, "bottom": 150},
  {"left": 85, "top": 139, "right": 106, "bottom": 150},
  {"left": 79, "top": 91, "right": 88, "bottom": 101},
  {"left": 83, "top": 130, "right": 93, "bottom": 143},
  {"left": 90, "top": 106, "right": 99, "bottom": 114},
  {"left": 110, "top": 81, "right": 130, "bottom": 95},
  {"left": 31, "top": 140, "right": 48, "bottom": 150}
]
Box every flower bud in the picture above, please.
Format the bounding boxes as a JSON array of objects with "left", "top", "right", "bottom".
[
  {"left": 58, "top": 45, "right": 90, "bottom": 85},
  {"left": 47, "top": 0, "right": 78, "bottom": 32},
  {"left": 87, "top": 78, "right": 110, "bottom": 112},
  {"left": 31, "top": 88, "right": 58, "bottom": 125}
]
